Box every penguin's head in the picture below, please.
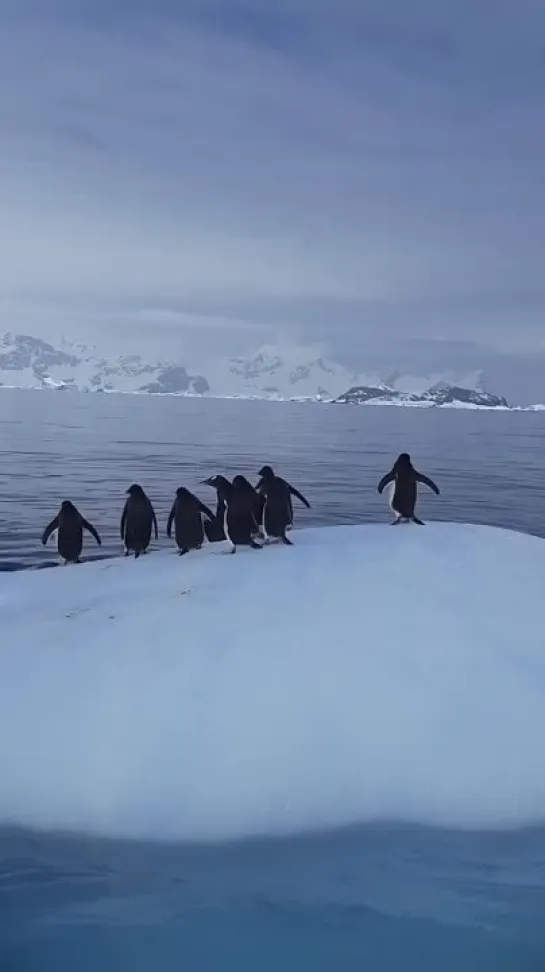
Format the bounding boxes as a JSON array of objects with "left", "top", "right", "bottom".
[
  {"left": 202, "top": 475, "right": 230, "bottom": 490},
  {"left": 60, "top": 500, "right": 77, "bottom": 514},
  {"left": 258, "top": 464, "right": 274, "bottom": 479},
  {"left": 232, "top": 474, "right": 251, "bottom": 490},
  {"left": 394, "top": 452, "right": 412, "bottom": 470},
  {"left": 127, "top": 483, "right": 145, "bottom": 497},
  {"left": 176, "top": 486, "right": 191, "bottom": 499}
]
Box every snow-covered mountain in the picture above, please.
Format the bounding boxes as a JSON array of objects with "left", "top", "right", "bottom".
[
  {"left": 0, "top": 332, "right": 531, "bottom": 408},
  {"left": 203, "top": 345, "right": 383, "bottom": 400},
  {"left": 0, "top": 334, "right": 379, "bottom": 400},
  {"left": 335, "top": 383, "right": 511, "bottom": 409},
  {"left": 0, "top": 333, "right": 209, "bottom": 396}
]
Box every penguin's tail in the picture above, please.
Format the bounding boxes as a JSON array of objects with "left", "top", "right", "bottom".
[
  {"left": 412, "top": 516, "right": 425, "bottom": 525},
  {"left": 281, "top": 534, "right": 293, "bottom": 546}
]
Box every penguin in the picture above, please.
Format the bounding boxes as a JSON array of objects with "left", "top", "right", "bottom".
[
  {"left": 121, "top": 484, "right": 158, "bottom": 558},
  {"left": 231, "top": 475, "right": 263, "bottom": 537},
  {"left": 257, "top": 465, "right": 310, "bottom": 530},
  {"left": 167, "top": 487, "right": 214, "bottom": 555},
  {"left": 42, "top": 500, "right": 101, "bottom": 564},
  {"left": 202, "top": 478, "right": 227, "bottom": 543},
  {"left": 377, "top": 453, "right": 440, "bottom": 525},
  {"left": 202, "top": 475, "right": 263, "bottom": 553},
  {"left": 257, "top": 467, "right": 293, "bottom": 545}
]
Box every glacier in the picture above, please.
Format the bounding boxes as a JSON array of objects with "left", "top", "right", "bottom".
[{"left": 1, "top": 522, "right": 544, "bottom": 844}]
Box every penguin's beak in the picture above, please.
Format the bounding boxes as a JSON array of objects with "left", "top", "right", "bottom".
[{"left": 201, "top": 477, "right": 213, "bottom": 486}]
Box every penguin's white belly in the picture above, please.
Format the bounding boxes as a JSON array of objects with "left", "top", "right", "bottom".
[
  {"left": 261, "top": 499, "right": 270, "bottom": 541},
  {"left": 385, "top": 480, "right": 396, "bottom": 511},
  {"left": 223, "top": 506, "right": 233, "bottom": 546}
]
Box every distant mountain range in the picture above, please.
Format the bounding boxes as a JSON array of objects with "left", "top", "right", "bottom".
[
  {"left": 1, "top": 332, "right": 543, "bottom": 410},
  {"left": 334, "top": 384, "right": 513, "bottom": 409}
]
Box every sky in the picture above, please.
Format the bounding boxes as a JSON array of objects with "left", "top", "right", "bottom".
[{"left": 1, "top": 0, "right": 545, "bottom": 398}]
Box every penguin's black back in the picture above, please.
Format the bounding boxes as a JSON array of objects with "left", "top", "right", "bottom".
[
  {"left": 390, "top": 456, "right": 418, "bottom": 517},
  {"left": 391, "top": 477, "right": 417, "bottom": 517},
  {"left": 232, "top": 475, "right": 262, "bottom": 532},
  {"left": 123, "top": 494, "right": 154, "bottom": 553},
  {"left": 225, "top": 480, "right": 259, "bottom": 545},
  {"left": 204, "top": 507, "right": 226, "bottom": 543},
  {"left": 57, "top": 503, "right": 84, "bottom": 561},
  {"left": 172, "top": 491, "right": 205, "bottom": 549},
  {"left": 261, "top": 477, "right": 291, "bottom": 538}
]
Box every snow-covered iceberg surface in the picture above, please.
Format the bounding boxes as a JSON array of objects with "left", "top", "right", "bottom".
[{"left": 1, "top": 523, "right": 544, "bottom": 843}]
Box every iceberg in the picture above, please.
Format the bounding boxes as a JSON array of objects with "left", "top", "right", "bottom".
[{"left": 1, "top": 523, "right": 544, "bottom": 843}]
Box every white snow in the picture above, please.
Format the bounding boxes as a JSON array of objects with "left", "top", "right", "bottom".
[
  {"left": 2, "top": 332, "right": 504, "bottom": 404},
  {"left": 201, "top": 343, "right": 380, "bottom": 400},
  {"left": 389, "top": 369, "right": 484, "bottom": 396},
  {"left": 1, "top": 523, "right": 545, "bottom": 844}
]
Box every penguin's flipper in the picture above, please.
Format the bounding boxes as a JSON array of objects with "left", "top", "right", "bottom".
[
  {"left": 42, "top": 515, "right": 59, "bottom": 546},
  {"left": 412, "top": 516, "right": 425, "bottom": 525},
  {"left": 378, "top": 471, "right": 395, "bottom": 495}
]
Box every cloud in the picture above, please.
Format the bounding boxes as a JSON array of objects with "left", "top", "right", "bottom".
[{"left": 0, "top": 0, "right": 544, "bottom": 367}]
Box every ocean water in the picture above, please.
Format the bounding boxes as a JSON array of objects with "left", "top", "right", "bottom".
[{"left": 1, "top": 388, "right": 545, "bottom": 971}]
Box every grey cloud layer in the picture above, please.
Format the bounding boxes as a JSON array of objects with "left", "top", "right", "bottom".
[{"left": 0, "top": 0, "right": 544, "bottom": 373}]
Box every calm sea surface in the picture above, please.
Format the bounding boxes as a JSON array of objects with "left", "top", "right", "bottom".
[{"left": 1, "top": 388, "right": 545, "bottom": 971}]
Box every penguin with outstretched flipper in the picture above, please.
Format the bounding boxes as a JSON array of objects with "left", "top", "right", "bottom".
[
  {"left": 42, "top": 500, "right": 101, "bottom": 564},
  {"left": 255, "top": 466, "right": 293, "bottom": 545},
  {"left": 121, "top": 484, "right": 158, "bottom": 558},
  {"left": 256, "top": 465, "right": 310, "bottom": 530},
  {"left": 377, "top": 453, "right": 439, "bottom": 525},
  {"left": 202, "top": 475, "right": 263, "bottom": 554},
  {"left": 167, "top": 487, "right": 214, "bottom": 555}
]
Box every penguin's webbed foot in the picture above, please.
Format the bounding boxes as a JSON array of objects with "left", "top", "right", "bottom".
[{"left": 281, "top": 535, "right": 293, "bottom": 546}]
